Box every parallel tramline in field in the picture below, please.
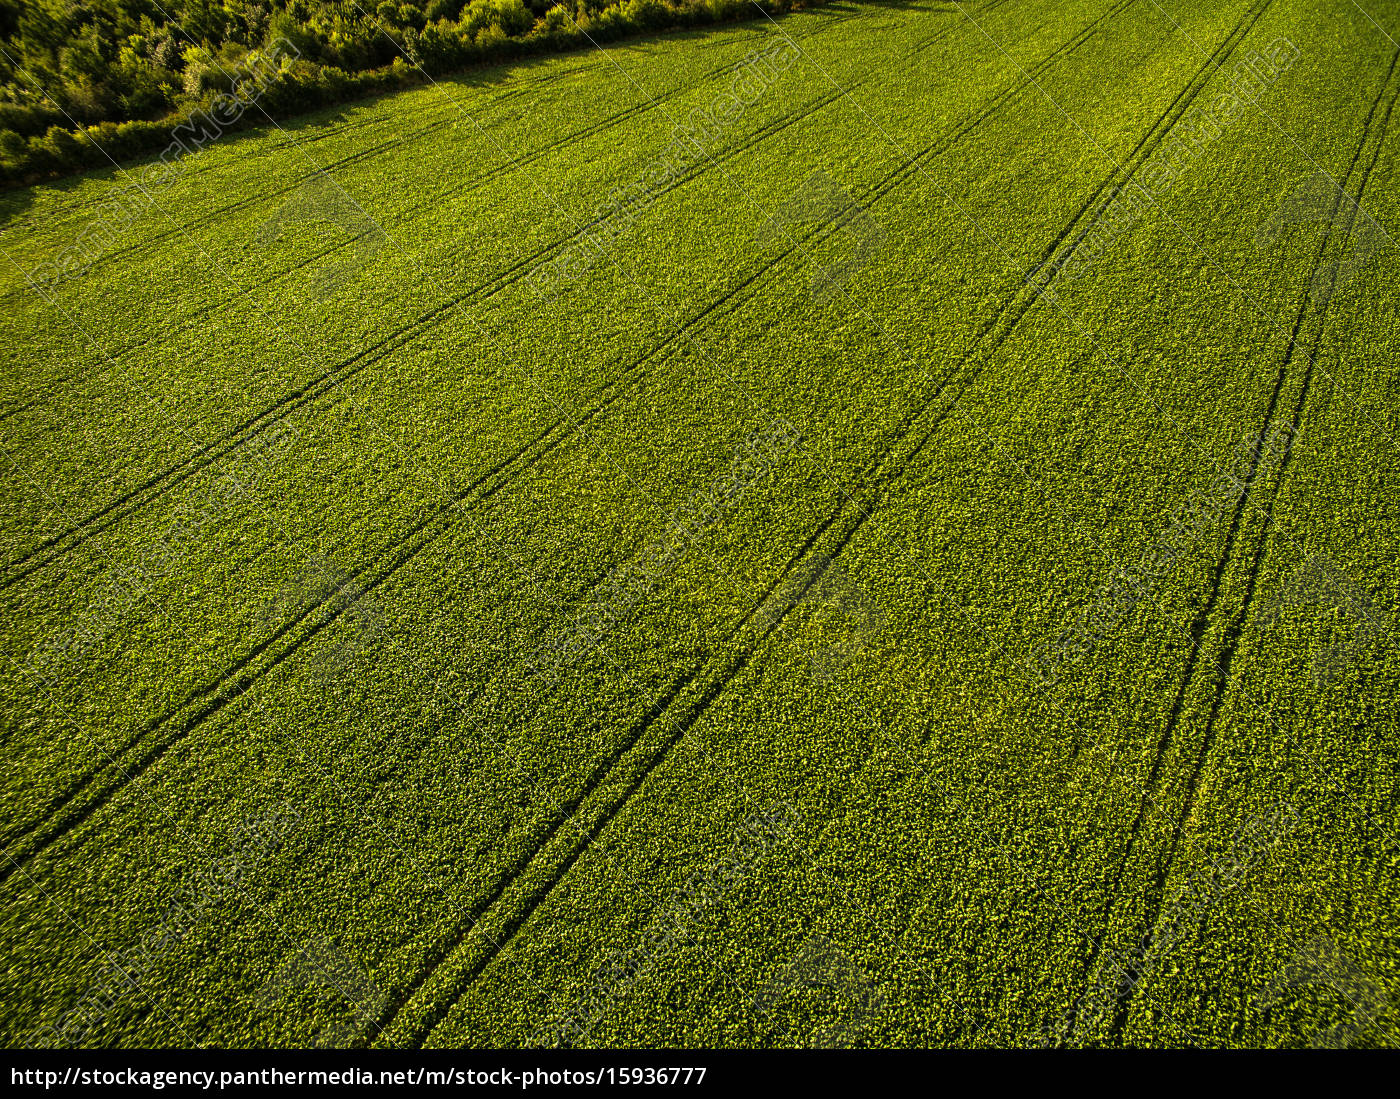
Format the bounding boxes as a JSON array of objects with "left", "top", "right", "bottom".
[{"left": 0, "top": 0, "right": 1397, "bottom": 1048}]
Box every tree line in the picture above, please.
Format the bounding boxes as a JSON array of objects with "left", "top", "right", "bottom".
[{"left": 0, "top": 0, "right": 813, "bottom": 187}]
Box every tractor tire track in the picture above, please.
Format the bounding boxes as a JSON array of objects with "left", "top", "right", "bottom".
[
  {"left": 1101, "top": 47, "right": 1400, "bottom": 1043},
  {"left": 3, "top": 0, "right": 957, "bottom": 351},
  {"left": 0, "top": 113, "right": 465, "bottom": 307},
  {"left": 0, "top": 407, "right": 597, "bottom": 883},
  {"left": 0, "top": 53, "right": 697, "bottom": 272},
  {"left": 1052, "top": 43, "right": 1398, "bottom": 1043},
  {"left": 1, "top": 194, "right": 855, "bottom": 869},
  {"left": 453, "top": 4, "right": 1288, "bottom": 1046},
  {"left": 2, "top": 152, "right": 823, "bottom": 592},
  {"left": 3, "top": 0, "right": 1168, "bottom": 917},
  {"left": 4, "top": 183, "right": 850, "bottom": 860},
  {"left": 1, "top": 0, "right": 1083, "bottom": 585},
  {"left": 1, "top": 56, "right": 715, "bottom": 322},
  {"left": 387, "top": 172, "right": 1127, "bottom": 1039},
  {"left": 2, "top": 6, "right": 897, "bottom": 446},
  {"left": 402, "top": 319, "right": 1030, "bottom": 1043},
  {"left": 1035, "top": 0, "right": 1279, "bottom": 285},
  {"left": 386, "top": 500, "right": 856, "bottom": 1047},
  {"left": 1, "top": 0, "right": 1136, "bottom": 904},
  {"left": 586, "top": 0, "right": 1284, "bottom": 1047},
  {"left": 2, "top": 201, "right": 864, "bottom": 860},
  {"left": 811, "top": 0, "right": 1271, "bottom": 543},
  {"left": 0, "top": 102, "right": 398, "bottom": 236},
  {"left": 1, "top": 9, "right": 861, "bottom": 310},
  {"left": 8, "top": 0, "right": 1131, "bottom": 1032}
]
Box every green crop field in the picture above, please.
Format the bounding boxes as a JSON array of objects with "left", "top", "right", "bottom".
[{"left": 1, "top": 0, "right": 1398, "bottom": 1051}]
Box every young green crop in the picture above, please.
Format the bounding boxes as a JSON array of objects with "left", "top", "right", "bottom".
[{"left": 1, "top": 0, "right": 1396, "bottom": 1049}]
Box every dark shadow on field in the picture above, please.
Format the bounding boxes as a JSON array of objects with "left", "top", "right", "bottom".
[
  {"left": 0, "top": 0, "right": 956, "bottom": 231},
  {"left": 0, "top": 178, "right": 40, "bottom": 229}
]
